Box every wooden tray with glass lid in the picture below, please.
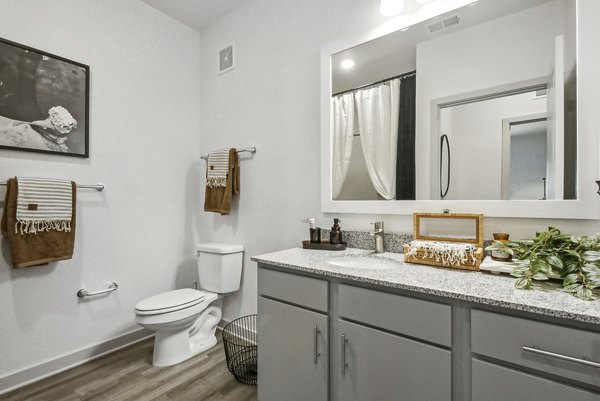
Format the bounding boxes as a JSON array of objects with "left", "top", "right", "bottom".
[{"left": 403, "top": 212, "right": 484, "bottom": 271}]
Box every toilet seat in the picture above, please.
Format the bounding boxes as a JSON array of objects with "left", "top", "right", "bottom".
[
  {"left": 135, "top": 289, "right": 211, "bottom": 316},
  {"left": 135, "top": 290, "right": 218, "bottom": 327}
]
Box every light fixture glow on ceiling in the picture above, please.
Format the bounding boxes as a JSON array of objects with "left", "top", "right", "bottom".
[
  {"left": 379, "top": 0, "right": 405, "bottom": 17},
  {"left": 340, "top": 59, "right": 355, "bottom": 69},
  {"left": 415, "top": 0, "right": 432, "bottom": 3}
]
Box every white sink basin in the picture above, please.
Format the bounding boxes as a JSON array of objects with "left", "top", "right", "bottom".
[{"left": 326, "top": 255, "right": 402, "bottom": 270}]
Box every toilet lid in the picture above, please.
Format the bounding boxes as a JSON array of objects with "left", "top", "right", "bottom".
[{"left": 135, "top": 289, "right": 206, "bottom": 315}]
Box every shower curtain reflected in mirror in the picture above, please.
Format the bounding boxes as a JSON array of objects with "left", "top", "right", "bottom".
[
  {"left": 355, "top": 78, "right": 400, "bottom": 200},
  {"left": 331, "top": 73, "right": 416, "bottom": 201},
  {"left": 331, "top": 93, "right": 355, "bottom": 199}
]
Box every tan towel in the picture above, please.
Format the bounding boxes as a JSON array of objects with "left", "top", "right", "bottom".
[
  {"left": 1, "top": 178, "right": 77, "bottom": 268},
  {"left": 204, "top": 148, "right": 239, "bottom": 215}
]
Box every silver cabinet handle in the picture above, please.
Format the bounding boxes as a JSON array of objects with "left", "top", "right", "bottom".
[
  {"left": 523, "top": 346, "right": 600, "bottom": 369},
  {"left": 341, "top": 334, "right": 348, "bottom": 376},
  {"left": 313, "top": 325, "right": 321, "bottom": 364}
]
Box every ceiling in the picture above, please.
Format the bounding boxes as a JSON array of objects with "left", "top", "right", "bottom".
[{"left": 141, "top": 0, "right": 247, "bottom": 32}]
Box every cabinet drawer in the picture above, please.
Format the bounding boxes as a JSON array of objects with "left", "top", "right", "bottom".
[
  {"left": 258, "top": 267, "right": 328, "bottom": 312},
  {"left": 472, "top": 359, "right": 600, "bottom": 401},
  {"left": 339, "top": 284, "right": 451, "bottom": 347},
  {"left": 472, "top": 309, "right": 600, "bottom": 388}
]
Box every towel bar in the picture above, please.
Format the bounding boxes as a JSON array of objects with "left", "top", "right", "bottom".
[
  {"left": 0, "top": 182, "right": 105, "bottom": 191},
  {"left": 201, "top": 147, "right": 256, "bottom": 161},
  {"left": 77, "top": 282, "right": 118, "bottom": 298}
]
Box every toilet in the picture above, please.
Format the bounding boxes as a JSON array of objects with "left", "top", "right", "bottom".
[{"left": 135, "top": 242, "right": 244, "bottom": 367}]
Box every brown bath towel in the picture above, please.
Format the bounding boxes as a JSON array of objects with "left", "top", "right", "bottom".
[
  {"left": 204, "top": 148, "right": 239, "bottom": 215},
  {"left": 1, "top": 178, "right": 77, "bottom": 268}
]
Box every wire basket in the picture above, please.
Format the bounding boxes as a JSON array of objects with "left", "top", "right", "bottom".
[{"left": 222, "top": 314, "right": 257, "bottom": 385}]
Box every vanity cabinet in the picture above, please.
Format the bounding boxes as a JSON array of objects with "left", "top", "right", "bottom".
[
  {"left": 257, "top": 268, "right": 328, "bottom": 401},
  {"left": 257, "top": 266, "right": 452, "bottom": 401},
  {"left": 254, "top": 252, "right": 600, "bottom": 400}
]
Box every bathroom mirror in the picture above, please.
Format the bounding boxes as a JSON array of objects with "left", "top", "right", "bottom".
[{"left": 321, "top": 0, "right": 598, "bottom": 218}]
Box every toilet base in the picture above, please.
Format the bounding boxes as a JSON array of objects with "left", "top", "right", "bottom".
[{"left": 151, "top": 305, "right": 222, "bottom": 367}]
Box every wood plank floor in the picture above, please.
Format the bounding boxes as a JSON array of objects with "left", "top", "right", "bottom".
[{"left": 0, "top": 337, "right": 257, "bottom": 401}]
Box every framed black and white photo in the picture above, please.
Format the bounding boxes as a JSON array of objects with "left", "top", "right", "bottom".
[{"left": 0, "top": 37, "right": 89, "bottom": 158}]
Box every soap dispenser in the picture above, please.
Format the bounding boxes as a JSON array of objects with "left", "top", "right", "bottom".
[
  {"left": 304, "top": 218, "right": 321, "bottom": 243},
  {"left": 330, "top": 218, "right": 343, "bottom": 245}
]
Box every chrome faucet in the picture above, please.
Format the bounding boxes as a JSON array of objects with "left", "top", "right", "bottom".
[{"left": 371, "top": 221, "right": 385, "bottom": 253}]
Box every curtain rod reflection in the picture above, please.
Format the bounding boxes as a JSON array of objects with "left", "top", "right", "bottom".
[{"left": 332, "top": 70, "right": 416, "bottom": 97}]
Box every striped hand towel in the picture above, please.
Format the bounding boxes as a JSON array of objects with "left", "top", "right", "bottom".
[
  {"left": 206, "top": 149, "right": 230, "bottom": 188},
  {"left": 16, "top": 177, "right": 73, "bottom": 234}
]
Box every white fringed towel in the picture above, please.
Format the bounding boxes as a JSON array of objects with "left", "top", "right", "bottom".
[
  {"left": 406, "top": 240, "right": 478, "bottom": 266},
  {"left": 15, "top": 177, "right": 73, "bottom": 234},
  {"left": 206, "top": 149, "right": 230, "bottom": 188}
]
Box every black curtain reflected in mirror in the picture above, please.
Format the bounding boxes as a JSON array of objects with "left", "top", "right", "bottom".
[{"left": 395, "top": 74, "right": 416, "bottom": 200}]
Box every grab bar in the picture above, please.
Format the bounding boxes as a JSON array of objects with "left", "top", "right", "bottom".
[{"left": 77, "top": 282, "right": 118, "bottom": 298}]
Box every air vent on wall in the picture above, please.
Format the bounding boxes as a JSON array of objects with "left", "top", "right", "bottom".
[
  {"left": 219, "top": 44, "right": 234, "bottom": 75},
  {"left": 427, "top": 15, "right": 461, "bottom": 34},
  {"left": 428, "top": 21, "right": 444, "bottom": 33},
  {"left": 443, "top": 15, "right": 461, "bottom": 28}
]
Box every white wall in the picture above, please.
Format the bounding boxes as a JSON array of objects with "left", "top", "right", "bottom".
[
  {"left": 198, "top": 0, "right": 600, "bottom": 325},
  {"left": 441, "top": 93, "right": 546, "bottom": 200},
  {"left": 416, "top": 1, "right": 564, "bottom": 200},
  {"left": 195, "top": 0, "right": 387, "bottom": 322},
  {"left": 0, "top": 0, "right": 200, "bottom": 388}
]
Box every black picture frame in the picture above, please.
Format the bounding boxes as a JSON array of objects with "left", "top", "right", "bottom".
[{"left": 0, "top": 37, "right": 90, "bottom": 158}]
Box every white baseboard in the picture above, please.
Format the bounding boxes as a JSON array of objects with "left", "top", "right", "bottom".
[{"left": 0, "top": 328, "right": 153, "bottom": 396}]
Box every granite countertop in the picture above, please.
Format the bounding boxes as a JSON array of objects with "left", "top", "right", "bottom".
[{"left": 252, "top": 247, "right": 600, "bottom": 325}]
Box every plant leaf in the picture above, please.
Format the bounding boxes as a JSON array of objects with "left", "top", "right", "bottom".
[
  {"left": 563, "top": 262, "right": 578, "bottom": 274},
  {"left": 582, "top": 251, "right": 600, "bottom": 262},
  {"left": 582, "top": 263, "right": 600, "bottom": 274},
  {"left": 532, "top": 272, "right": 549, "bottom": 281},
  {"left": 575, "top": 287, "right": 593, "bottom": 300},
  {"left": 515, "top": 277, "right": 531, "bottom": 289},
  {"left": 564, "top": 283, "right": 583, "bottom": 293},
  {"left": 563, "top": 273, "right": 579, "bottom": 286}
]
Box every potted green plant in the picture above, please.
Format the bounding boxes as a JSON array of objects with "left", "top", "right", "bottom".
[{"left": 485, "top": 227, "right": 600, "bottom": 300}]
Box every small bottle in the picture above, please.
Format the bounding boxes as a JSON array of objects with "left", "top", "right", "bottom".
[
  {"left": 304, "top": 218, "right": 321, "bottom": 243},
  {"left": 330, "top": 218, "right": 343, "bottom": 245}
]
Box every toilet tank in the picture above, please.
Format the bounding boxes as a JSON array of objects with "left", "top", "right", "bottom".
[{"left": 197, "top": 242, "right": 244, "bottom": 293}]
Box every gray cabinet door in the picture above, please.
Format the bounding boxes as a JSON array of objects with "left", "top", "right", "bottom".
[
  {"left": 257, "top": 297, "right": 328, "bottom": 401},
  {"left": 472, "top": 359, "right": 600, "bottom": 401},
  {"left": 336, "top": 319, "right": 451, "bottom": 401}
]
